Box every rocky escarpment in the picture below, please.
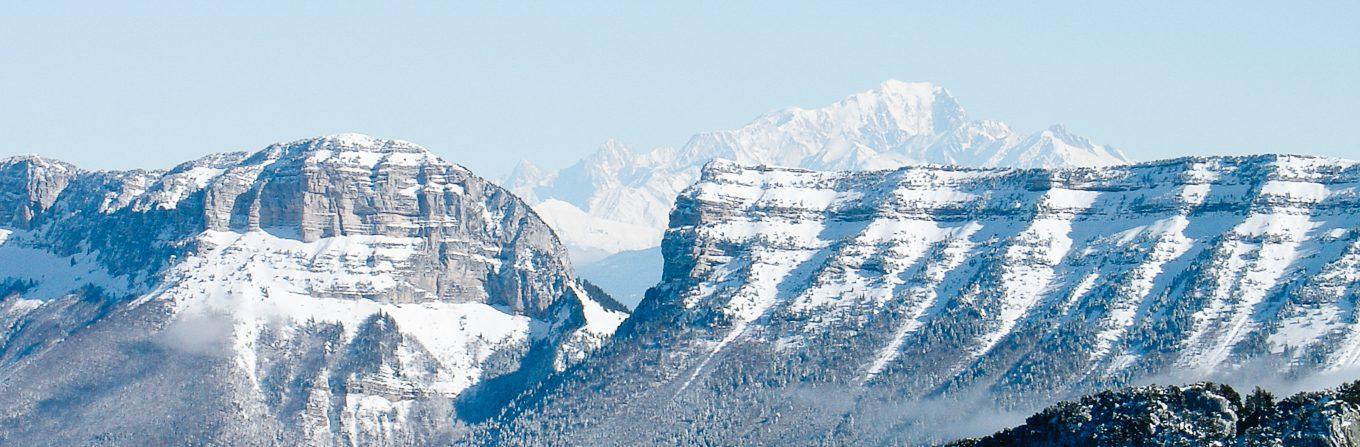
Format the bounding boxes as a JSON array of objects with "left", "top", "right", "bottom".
[
  {"left": 0, "top": 134, "right": 624, "bottom": 446},
  {"left": 482, "top": 155, "right": 1360, "bottom": 445},
  {"left": 0, "top": 155, "right": 78, "bottom": 229},
  {"left": 195, "top": 135, "right": 572, "bottom": 315}
]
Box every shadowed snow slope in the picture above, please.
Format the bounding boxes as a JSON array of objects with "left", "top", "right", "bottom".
[{"left": 0, "top": 134, "right": 624, "bottom": 445}]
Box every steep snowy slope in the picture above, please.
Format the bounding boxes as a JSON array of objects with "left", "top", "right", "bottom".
[
  {"left": 0, "top": 135, "right": 624, "bottom": 445},
  {"left": 508, "top": 80, "right": 1131, "bottom": 299},
  {"left": 482, "top": 155, "right": 1360, "bottom": 445}
]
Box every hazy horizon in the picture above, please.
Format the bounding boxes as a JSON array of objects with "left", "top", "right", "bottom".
[{"left": 3, "top": 1, "right": 1357, "bottom": 176}]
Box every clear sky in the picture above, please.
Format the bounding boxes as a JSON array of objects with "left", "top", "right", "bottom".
[{"left": 2, "top": 1, "right": 1357, "bottom": 175}]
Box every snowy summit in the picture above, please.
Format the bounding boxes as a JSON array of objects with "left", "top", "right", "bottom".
[{"left": 508, "top": 81, "right": 1133, "bottom": 305}]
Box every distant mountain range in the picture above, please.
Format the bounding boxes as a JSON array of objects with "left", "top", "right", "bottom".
[{"left": 506, "top": 80, "right": 1131, "bottom": 306}]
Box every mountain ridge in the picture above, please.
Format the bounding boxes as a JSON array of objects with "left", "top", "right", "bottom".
[
  {"left": 480, "top": 153, "right": 1360, "bottom": 445},
  {"left": 0, "top": 134, "right": 625, "bottom": 445}
]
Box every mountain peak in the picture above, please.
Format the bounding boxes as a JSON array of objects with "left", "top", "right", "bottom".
[
  {"left": 840, "top": 79, "right": 953, "bottom": 107},
  {"left": 508, "top": 159, "right": 545, "bottom": 180},
  {"left": 254, "top": 134, "right": 451, "bottom": 171},
  {"left": 309, "top": 133, "right": 425, "bottom": 152},
  {"left": 1043, "top": 123, "right": 1077, "bottom": 139},
  {"left": 596, "top": 139, "right": 633, "bottom": 159},
  {"left": 997, "top": 123, "right": 1130, "bottom": 167},
  {"left": 873, "top": 79, "right": 946, "bottom": 98},
  {"left": 572, "top": 140, "right": 637, "bottom": 177},
  {"left": 824, "top": 80, "right": 966, "bottom": 136},
  {"left": 1, "top": 154, "right": 78, "bottom": 172},
  {"left": 259, "top": 133, "right": 431, "bottom": 158}
]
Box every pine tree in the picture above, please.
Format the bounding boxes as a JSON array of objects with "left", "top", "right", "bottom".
[
  {"left": 1238, "top": 386, "right": 1274, "bottom": 436},
  {"left": 1335, "top": 379, "right": 1360, "bottom": 406}
]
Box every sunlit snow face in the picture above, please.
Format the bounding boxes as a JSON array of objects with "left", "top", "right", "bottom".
[{"left": 656, "top": 155, "right": 1360, "bottom": 395}]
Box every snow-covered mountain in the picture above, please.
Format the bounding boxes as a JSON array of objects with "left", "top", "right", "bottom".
[
  {"left": 507, "top": 80, "right": 1131, "bottom": 305},
  {"left": 0, "top": 134, "right": 625, "bottom": 445},
  {"left": 482, "top": 155, "right": 1360, "bottom": 445}
]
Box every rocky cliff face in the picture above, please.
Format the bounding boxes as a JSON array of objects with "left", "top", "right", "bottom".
[
  {"left": 0, "top": 134, "right": 625, "bottom": 446},
  {"left": 192, "top": 135, "right": 573, "bottom": 315},
  {"left": 482, "top": 155, "right": 1360, "bottom": 445},
  {"left": 0, "top": 155, "right": 78, "bottom": 229}
]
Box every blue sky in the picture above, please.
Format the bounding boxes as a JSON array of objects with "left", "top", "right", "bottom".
[{"left": 2, "top": 1, "right": 1356, "bottom": 175}]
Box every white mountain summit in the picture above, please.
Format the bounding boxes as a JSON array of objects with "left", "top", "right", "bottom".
[{"left": 507, "top": 81, "right": 1132, "bottom": 305}]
